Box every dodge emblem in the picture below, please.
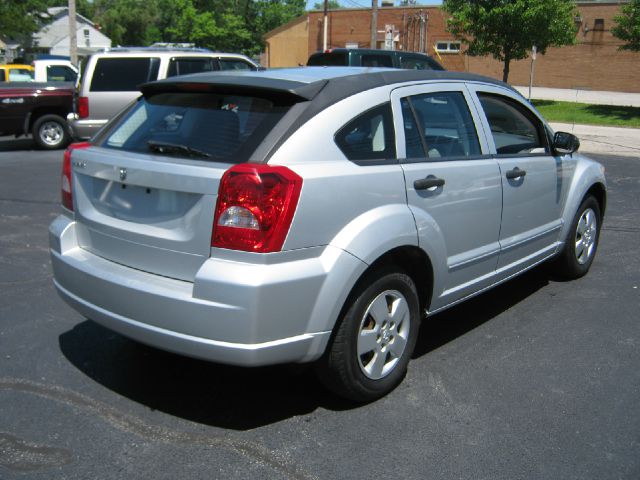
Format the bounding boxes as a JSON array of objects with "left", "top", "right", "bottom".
[{"left": 119, "top": 167, "right": 127, "bottom": 181}]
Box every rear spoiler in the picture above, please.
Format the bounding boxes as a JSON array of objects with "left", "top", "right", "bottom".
[{"left": 140, "top": 75, "right": 328, "bottom": 103}]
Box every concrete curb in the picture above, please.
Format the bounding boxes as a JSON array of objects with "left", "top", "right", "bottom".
[{"left": 515, "top": 86, "right": 640, "bottom": 107}]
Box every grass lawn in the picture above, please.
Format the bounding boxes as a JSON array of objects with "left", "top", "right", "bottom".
[{"left": 530, "top": 100, "right": 640, "bottom": 128}]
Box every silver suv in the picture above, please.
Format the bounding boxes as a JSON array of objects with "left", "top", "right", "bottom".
[
  {"left": 50, "top": 68, "right": 606, "bottom": 401},
  {"left": 68, "top": 47, "right": 259, "bottom": 139}
]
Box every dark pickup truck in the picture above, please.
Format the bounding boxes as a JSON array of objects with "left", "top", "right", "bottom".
[{"left": 0, "top": 82, "right": 73, "bottom": 149}]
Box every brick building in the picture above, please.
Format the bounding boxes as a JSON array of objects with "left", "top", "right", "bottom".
[{"left": 263, "top": 1, "right": 640, "bottom": 93}]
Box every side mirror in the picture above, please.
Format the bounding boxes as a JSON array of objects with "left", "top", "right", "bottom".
[{"left": 553, "top": 131, "right": 580, "bottom": 155}]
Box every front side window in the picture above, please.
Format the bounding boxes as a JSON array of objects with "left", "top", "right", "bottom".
[
  {"left": 219, "top": 59, "right": 253, "bottom": 71},
  {"left": 101, "top": 92, "right": 290, "bottom": 163},
  {"left": 90, "top": 57, "right": 160, "bottom": 92},
  {"left": 335, "top": 103, "right": 396, "bottom": 161},
  {"left": 307, "top": 52, "right": 347, "bottom": 66},
  {"left": 399, "top": 55, "right": 444, "bottom": 71},
  {"left": 401, "top": 91, "right": 481, "bottom": 160},
  {"left": 478, "top": 93, "right": 548, "bottom": 155},
  {"left": 167, "top": 57, "right": 216, "bottom": 78},
  {"left": 360, "top": 54, "right": 393, "bottom": 68}
]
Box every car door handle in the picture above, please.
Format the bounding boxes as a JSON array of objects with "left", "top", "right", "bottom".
[
  {"left": 506, "top": 167, "right": 527, "bottom": 179},
  {"left": 414, "top": 176, "right": 445, "bottom": 190}
]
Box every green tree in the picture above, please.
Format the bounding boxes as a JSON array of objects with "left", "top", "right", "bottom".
[
  {"left": 0, "top": 0, "right": 51, "bottom": 46},
  {"left": 93, "top": 0, "right": 161, "bottom": 46},
  {"left": 312, "top": 0, "right": 342, "bottom": 10},
  {"left": 85, "top": 0, "right": 305, "bottom": 55},
  {"left": 612, "top": 0, "right": 640, "bottom": 51},
  {"left": 443, "top": 0, "right": 577, "bottom": 82}
]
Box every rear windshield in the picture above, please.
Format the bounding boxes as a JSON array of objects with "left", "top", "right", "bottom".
[
  {"left": 100, "top": 92, "right": 290, "bottom": 163},
  {"left": 307, "top": 52, "right": 347, "bottom": 66}
]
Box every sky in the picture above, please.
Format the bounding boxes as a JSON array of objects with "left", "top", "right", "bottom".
[{"left": 306, "top": 0, "right": 443, "bottom": 10}]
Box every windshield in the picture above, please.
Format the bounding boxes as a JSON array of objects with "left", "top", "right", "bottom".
[{"left": 101, "top": 92, "right": 290, "bottom": 163}]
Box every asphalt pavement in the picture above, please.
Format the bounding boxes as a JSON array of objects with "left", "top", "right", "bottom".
[{"left": 0, "top": 141, "right": 639, "bottom": 479}]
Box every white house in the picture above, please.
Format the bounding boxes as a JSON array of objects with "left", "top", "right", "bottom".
[{"left": 34, "top": 6, "right": 111, "bottom": 57}]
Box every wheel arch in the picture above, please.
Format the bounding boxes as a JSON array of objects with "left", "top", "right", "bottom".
[
  {"left": 363, "top": 246, "right": 434, "bottom": 315},
  {"left": 586, "top": 181, "right": 607, "bottom": 219},
  {"left": 28, "top": 108, "right": 69, "bottom": 130}
]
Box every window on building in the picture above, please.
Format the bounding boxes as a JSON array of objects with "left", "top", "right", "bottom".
[{"left": 435, "top": 41, "right": 461, "bottom": 53}]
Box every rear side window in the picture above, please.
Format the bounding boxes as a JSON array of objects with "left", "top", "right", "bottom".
[
  {"left": 8, "top": 68, "right": 34, "bottom": 81},
  {"left": 307, "top": 52, "right": 347, "bottom": 66},
  {"left": 90, "top": 57, "right": 161, "bottom": 91},
  {"left": 360, "top": 54, "right": 393, "bottom": 67},
  {"left": 0, "top": 70, "right": 5, "bottom": 82},
  {"left": 47, "top": 65, "right": 77, "bottom": 82},
  {"left": 335, "top": 103, "right": 396, "bottom": 161},
  {"left": 101, "top": 92, "right": 291, "bottom": 163},
  {"left": 167, "top": 57, "right": 216, "bottom": 78},
  {"left": 402, "top": 92, "right": 480, "bottom": 159}
]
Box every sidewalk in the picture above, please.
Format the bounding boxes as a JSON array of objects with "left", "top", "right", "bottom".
[
  {"left": 549, "top": 122, "right": 640, "bottom": 157},
  {"left": 514, "top": 86, "right": 640, "bottom": 107},
  {"left": 507, "top": 86, "right": 640, "bottom": 157}
]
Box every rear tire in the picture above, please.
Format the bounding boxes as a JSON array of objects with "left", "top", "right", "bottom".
[
  {"left": 553, "top": 195, "right": 601, "bottom": 279},
  {"left": 316, "top": 269, "right": 420, "bottom": 402},
  {"left": 32, "top": 114, "right": 70, "bottom": 150}
]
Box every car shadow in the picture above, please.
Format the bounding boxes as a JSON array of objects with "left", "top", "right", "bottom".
[
  {"left": 59, "top": 264, "right": 551, "bottom": 430},
  {"left": 413, "top": 264, "right": 550, "bottom": 358},
  {"left": 0, "top": 137, "right": 35, "bottom": 151}
]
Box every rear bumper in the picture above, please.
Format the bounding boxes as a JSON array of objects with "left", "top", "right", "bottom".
[
  {"left": 67, "top": 114, "right": 107, "bottom": 140},
  {"left": 49, "top": 215, "right": 363, "bottom": 366}
]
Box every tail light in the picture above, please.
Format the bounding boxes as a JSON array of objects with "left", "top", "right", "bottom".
[
  {"left": 62, "top": 142, "right": 92, "bottom": 211},
  {"left": 78, "top": 96, "right": 89, "bottom": 118},
  {"left": 212, "top": 164, "right": 303, "bottom": 253}
]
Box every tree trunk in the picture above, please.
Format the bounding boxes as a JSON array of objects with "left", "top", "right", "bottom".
[{"left": 502, "top": 54, "right": 510, "bottom": 83}]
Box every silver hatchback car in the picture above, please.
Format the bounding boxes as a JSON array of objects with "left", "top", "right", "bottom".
[{"left": 50, "top": 68, "right": 606, "bottom": 401}]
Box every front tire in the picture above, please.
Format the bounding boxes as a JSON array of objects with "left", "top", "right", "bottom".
[
  {"left": 316, "top": 269, "right": 420, "bottom": 402},
  {"left": 32, "top": 114, "right": 70, "bottom": 150},
  {"left": 554, "top": 195, "right": 601, "bottom": 279}
]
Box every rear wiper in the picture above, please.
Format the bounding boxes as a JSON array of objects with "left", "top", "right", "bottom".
[{"left": 147, "top": 140, "right": 211, "bottom": 159}]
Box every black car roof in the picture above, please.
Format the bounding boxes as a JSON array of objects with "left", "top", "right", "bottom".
[
  {"left": 141, "top": 67, "right": 517, "bottom": 104},
  {"left": 139, "top": 67, "right": 521, "bottom": 163}
]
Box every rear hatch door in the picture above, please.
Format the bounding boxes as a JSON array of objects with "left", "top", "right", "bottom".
[{"left": 71, "top": 87, "right": 294, "bottom": 281}]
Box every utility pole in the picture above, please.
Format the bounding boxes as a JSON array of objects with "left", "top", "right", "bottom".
[
  {"left": 323, "top": 0, "right": 328, "bottom": 51},
  {"left": 529, "top": 45, "right": 537, "bottom": 100},
  {"left": 68, "top": 0, "right": 78, "bottom": 65},
  {"left": 371, "top": 0, "right": 378, "bottom": 49}
]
